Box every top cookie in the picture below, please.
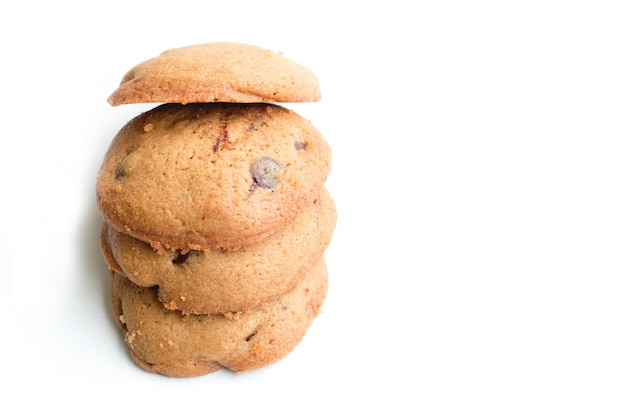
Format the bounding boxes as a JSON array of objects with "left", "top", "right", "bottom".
[{"left": 108, "top": 42, "right": 321, "bottom": 105}]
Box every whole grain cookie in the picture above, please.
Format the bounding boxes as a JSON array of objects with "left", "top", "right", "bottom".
[
  {"left": 96, "top": 102, "right": 331, "bottom": 253},
  {"left": 101, "top": 189, "right": 336, "bottom": 314},
  {"left": 108, "top": 42, "right": 321, "bottom": 105},
  {"left": 111, "top": 258, "right": 328, "bottom": 377}
]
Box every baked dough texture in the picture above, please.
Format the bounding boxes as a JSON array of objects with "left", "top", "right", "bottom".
[
  {"left": 98, "top": 42, "right": 334, "bottom": 377},
  {"left": 96, "top": 102, "right": 331, "bottom": 253},
  {"left": 108, "top": 42, "right": 321, "bottom": 105},
  {"left": 111, "top": 258, "right": 328, "bottom": 377},
  {"left": 101, "top": 189, "right": 336, "bottom": 314}
]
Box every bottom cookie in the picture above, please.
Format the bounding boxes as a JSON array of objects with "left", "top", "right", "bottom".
[{"left": 111, "top": 258, "right": 328, "bottom": 377}]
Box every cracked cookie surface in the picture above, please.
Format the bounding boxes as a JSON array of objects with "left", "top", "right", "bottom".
[
  {"left": 107, "top": 42, "right": 321, "bottom": 105},
  {"left": 96, "top": 102, "right": 331, "bottom": 252},
  {"left": 101, "top": 189, "right": 336, "bottom": 314},
  {"left": 111, "top": 258, "right": 328, "bottom": 377}
]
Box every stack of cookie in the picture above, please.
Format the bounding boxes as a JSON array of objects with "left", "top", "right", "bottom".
[{"left": 96, "top": 43, "right": 335, "bottom": 377}]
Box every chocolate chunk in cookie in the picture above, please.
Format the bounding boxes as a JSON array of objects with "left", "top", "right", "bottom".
[{"left": 251, "top": 156, "right": 284, "bottom": 189}]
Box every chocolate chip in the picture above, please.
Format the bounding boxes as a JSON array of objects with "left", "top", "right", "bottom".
[
  {"left": 115, "top": 162, "right": 125, "bottom": 179},
  {"left": 294, "top": 141, "right": 307, "bottom": 151},
  {"left": 213, "top": 137, "right": 225, "bottom": 152},
  {"left": 115, "top": 157, "right": 128, "bottom": 179},
  {"left": 213, "top": 111, "right": 232, "bottom": 152},
  {"left": 172, "top": 251, "right": 193, "bottom": 265},
  {"left": 115, "top": 154, "right": 132, "bottom": 179},
  {"left": 245, "top": 328, "right": 259, "bottom": 342},
  {"left": 251, "top": 157, "right": 284, "bottom": 189}
]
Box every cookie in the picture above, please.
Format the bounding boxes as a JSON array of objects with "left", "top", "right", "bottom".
[
  {"left": 108, "top": 42, "right": 321, "bottom": 106},
  {"left": 96, "top": 102, "right": 331, "bottom": 253},
  {"left": 101, "top": 188, "right": 336, "bottom": 314},
  {"left": 111, "top": 257, "right": 328, "bottom": 377}
]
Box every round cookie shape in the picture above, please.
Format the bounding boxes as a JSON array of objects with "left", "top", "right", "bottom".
[
  {"left": 96, "top": 102, "right": 331, "bottom": 252},
  {"left": 101, "top": 189, "right": 336, "bottom": 314},
  {"left": 111, "top": 258, "right": 328, "bottom": 377},
  {"left": 108, "top": 42, "right": 321, "bottom": 105}
]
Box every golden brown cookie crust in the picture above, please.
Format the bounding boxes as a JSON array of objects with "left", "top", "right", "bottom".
[
  {"left": 96, "top": 102, "right": 331, "bottom": 253},
  {"left": 108, "top": 42, "right": 321, "bottom": 105},
  {"left": 102, "top": 189, "right": 336, "bottom": 314},
  {"left": 111, "top": 258, "right": 328, "bottom": 377}
]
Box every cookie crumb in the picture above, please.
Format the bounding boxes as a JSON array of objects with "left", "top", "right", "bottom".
[
  {"left": 126, "top": 330, "right": 142, "bottom": 344},
  {"left": 143, "top": 123, "right": 154, "bottom": 132},
  {"left": 224, "top": 311, "right": 242, "bottom": 321},
  {"left": 164, "top": 300, "right": 179, "bottom": 310}
]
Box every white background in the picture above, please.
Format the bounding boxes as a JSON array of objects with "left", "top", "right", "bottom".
[{"left": 2, "top": 1, "right": 626, "bottom": 416}]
